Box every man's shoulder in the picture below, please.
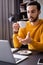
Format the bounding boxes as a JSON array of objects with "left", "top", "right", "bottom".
[
  {"left": 39, "top": 19, "right": 43, "bottom": 28},
  {"left": 39, "top": 19, "right": 43, "bottom": 23}
]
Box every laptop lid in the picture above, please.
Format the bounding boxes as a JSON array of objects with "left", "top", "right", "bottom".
[{"left": 0, "top": 40, "right": 16, "bottom": 64}]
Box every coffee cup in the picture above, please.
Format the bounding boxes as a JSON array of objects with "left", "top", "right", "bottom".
[{"left": 17, "top": 21, "right": 26, "bottom": 28}]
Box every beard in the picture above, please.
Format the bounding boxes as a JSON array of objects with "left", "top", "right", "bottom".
[{"left": 29, "top": 15, "right": 38, "bottom": 22}]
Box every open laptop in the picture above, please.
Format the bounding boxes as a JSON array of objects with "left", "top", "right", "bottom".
[
  {"left": 0, "top": 40, "right": 17, "bottom": 65},
  {"left": 0, "top": 40, "right": 28, "bottom": 64}
]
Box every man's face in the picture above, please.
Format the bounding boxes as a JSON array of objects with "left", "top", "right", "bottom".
[{"left": 27, "top": 5, "right": 40, "bottom": 22}]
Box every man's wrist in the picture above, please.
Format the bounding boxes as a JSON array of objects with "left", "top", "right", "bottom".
[{"left": 13, "top": 31, "right": 18, "bottom": 34}]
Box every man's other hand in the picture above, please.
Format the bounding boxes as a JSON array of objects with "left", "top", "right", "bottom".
[{"left": 17, "top": 32, "right": 31, "bottom": 45}]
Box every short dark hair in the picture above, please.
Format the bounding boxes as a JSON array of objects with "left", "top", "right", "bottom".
[{"left": 27, "top": 1, "right": 41, "bottom": 11}]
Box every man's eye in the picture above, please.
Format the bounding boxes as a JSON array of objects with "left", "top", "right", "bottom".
[
  {"left": 27, "top": 11, "right": 36, "bottom": 13},
  {"left": 32, "top": 11, "right": 36, "bottom": 13}
]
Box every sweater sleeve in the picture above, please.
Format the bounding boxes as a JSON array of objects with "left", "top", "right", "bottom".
[
  {"left": 12, "top": 27, "right": 26, "bottom": 48},
  {"left": 12, "top": 33, "right": 22, "bottom": 48},
  {"left": 30, "top": 32, "right": 43, "bottom": 51}
]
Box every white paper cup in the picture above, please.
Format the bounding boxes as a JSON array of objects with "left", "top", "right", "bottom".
[{"left": 17, "top": 21, "right": 26, "bottom": 28}]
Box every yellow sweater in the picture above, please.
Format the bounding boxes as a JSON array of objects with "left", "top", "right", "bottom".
[{"left": 13, "top": 19, "right": 43, "bottom": 52}]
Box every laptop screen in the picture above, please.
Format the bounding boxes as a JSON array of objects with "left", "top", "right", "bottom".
[{"left": 0, "top": 40, "right": 16, "bottom": 64}]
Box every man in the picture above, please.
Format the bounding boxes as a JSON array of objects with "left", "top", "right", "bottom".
[{"left": 12, "top": 1, "right": 43, "bottom": 52}]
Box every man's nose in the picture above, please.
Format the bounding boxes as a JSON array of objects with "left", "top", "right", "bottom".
[
  {"left": 29, "top": 12, "right": 32, "bottom": 16},
  {"left": 28, "top": 13, "right": 32, "bottom": 18}
]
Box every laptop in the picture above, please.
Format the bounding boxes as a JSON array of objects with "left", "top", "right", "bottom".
[
  {"left": 0, "top": 40, "right": 16, "bottom": 65},
  {"left": 0, "top": 40, "right": 28, "bottom": 64}
]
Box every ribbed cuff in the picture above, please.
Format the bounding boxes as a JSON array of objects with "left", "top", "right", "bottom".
[{"left": 13, "top": 31, "right": 18, "bottom": 34}]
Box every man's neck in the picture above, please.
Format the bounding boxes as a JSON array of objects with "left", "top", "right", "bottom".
[{"left": 30, "top": 19, "right": 39, "bottom": 26}]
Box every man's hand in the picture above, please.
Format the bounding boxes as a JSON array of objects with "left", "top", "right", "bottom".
[
  {"left": 12, "top": 23, "right": 20, "bottom": 33},
  {"left": 17, "top": 32, "right": 31, "bottom": 45}
]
